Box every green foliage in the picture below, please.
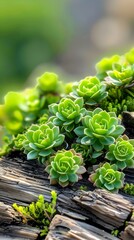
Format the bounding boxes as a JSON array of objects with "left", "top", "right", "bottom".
[
  {"left": 1, "top": 47, "right": 134, "bottom": 192},
  {"left": 12, "top": 191, "right": 57, "bottom": 236},
  {"left": 106, "top": 63, "right": 134, "bottom": 87},
  {"left": 106, "top": 136, "right": 134, "bottom": 169},
  {"left": 13, "top": 133, "right": 26, "bottom": 150},
  {"left": 123, "top": 183, "right": 134, "bottom": 196},
  {"left": 74, "top": 108, "right": 125, "bottom": 152},
  {"left": 37, "top": 72, "right": 61, "bottom": 93},
  {"left": 71, "top": 76, "right": 107, "bottom": 105},
  {"left": 0, "top": 0, "right": 73, "bottom": 98},
  {"left": 125, "top": 48, "right": 134, "bottom": 64},
  {"left": 96, "top": 55, "right": 120, "bottom": 80},
  {"left": 0, "top": 72, "right": 62, "bottom": 135},
  {"left": 111, "top": 229, "right": 119, "bottom": 237},
  {"left": 72, "top": 143, "right": 102, "bottom": 163},
  {"left": 101, "top": 96, "right": 134, "bottom": 116},
  {"left": 89, "top": 162, "right": 124, "bottom": 192},
  {"left": 49, "top": 97, "right": 86, "bottom": 132},
  {"left": 23, "top": 122, "right": 64, "bottom": 163},
  {"left": 45, "top": 149, "right": 86, "bottom": 187},
  {"left": 79, "top": 185, "right": 88, "bottom": 191}
]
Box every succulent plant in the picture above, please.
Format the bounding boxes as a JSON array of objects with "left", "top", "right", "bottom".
[
  {"left": 106, "top": 63, "right": 134, "bottom": 87},
  {"left": 71, "top": 143, "right": 102, "bottom": 164},
  {"left": 96, "top": 55, "right": 120, "bottom": 80},
  {"left": 125, "top": 48, "right": 134, "bottom": 65},
  {"left": 13, "top": 191, "right": 57, "bottom": 236},
  {"left": 19, "top": 88, "right": 45, "bottom": 122},
  {"left": 1, "top": 91, "right": 24, "bottom": 134},
  {"left": 71, "top": 76, "right": 107, "bottom": 105},
  {"left": 14, "top": 133, "right": 26, "bottom": 150},
  {"left": 74, "top": 108, "right": 125, "bottom": 152},
  {"left": 106, "top": 136, "right": 134, "bottom": 169},
  {"left": 89, "top": 162, "right": 124, "bottom": 192},
  {"left": 0, "top": 88, "right": 46, "bottom": 135},
  {"left": 49, "top": 97, "right": 86, "bottom": 132},
  {"left": 23, "top": 122, "right": 64, "bottom": 163},
  {"left": 37, "top": 72, "right": 61, "bottom": 93},
  {"left": 45, "top": 149, "right": 86, "bottom": 187},
  {"left": 123, "top": 183, "right": 134, "bottom": 196}
]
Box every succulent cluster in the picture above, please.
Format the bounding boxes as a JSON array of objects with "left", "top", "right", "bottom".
[{"left": 0, "top": 48, "right": 134, "bottom": 194}]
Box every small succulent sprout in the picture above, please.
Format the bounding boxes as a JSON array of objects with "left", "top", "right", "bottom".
[
  {"left": 23, "top": 122, "right": 65, "bottom": 164},
  {"left": 45, "top": 149, "right": 86, "bottom": 187},
  {"left": 89, "top": 162, "right": 125, "bottom": 192},
  {"left": 71, "top": 76, "right": 107, "bottom": 105},
  {"left": 14, "top": 134, "right": 26, "bottom": 150},
  {"left": 74, "top": 108, "right": 125, "bottom": 152},
  {"left": 96, "top": 55, "right": 120, "bottom": 80},
  {"left": 106, "top": 136, "right": 134, "bottom": 169},
  {"left": 106, "top": 63, "right": 134, "bottom": 87},
  {"left": 49, "top": 97, "right": 86, "bottom": 132},
  {"left": 37, "top": 72, "right": 60, "bottom": 92}
]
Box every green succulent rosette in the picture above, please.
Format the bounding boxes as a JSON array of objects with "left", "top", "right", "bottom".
[
  {"left": 23, "top": 122, "right": 64, "bottom": 163},
  {"left": 74, "top": 108, "right": 125, "bottom": 151},
  {"left": 37, "top": 72, "right": 61, "bottom": 93},
  {"left": 45, "top": 149, "right": 86, "bottom": 187},
  {"left": 106, "top": 63, "right": 134, "bottom": 87},
  {"left": 106, "top": 137, "right": 134, "bottom": 169},
  {"left": 71, "top": 76, "right": 107, "bottom": 105},
  {"left": 49, "top": 97, "right": 86, "bottom": 132},
  {"left": 89, "top": 162, "right": 124, "bottom": 192}
]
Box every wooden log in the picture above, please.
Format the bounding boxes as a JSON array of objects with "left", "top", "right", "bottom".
[
  {"left": 0, "top": 225, "right": 40, "bottom": 240},
  {"left": 0, "top": 202, "right": 20, "bottom": 224},
  {"left": 0, "top": 201, "right": 40, "bottom": 239},
  {"left": 121, "top": 211, "right": 134, "bottom": 240},
  {"left": 46, "top": 214, "right": 119, "bottom": 240},
  {"left": 73, "top": 189, "right": 134, "bottom": 230},
  {"left": 0, "top": 155, "right": 134, "bottom": 239}
]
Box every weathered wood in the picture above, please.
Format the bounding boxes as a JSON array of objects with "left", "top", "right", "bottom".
[
  {"left": 120, "top": 211, "right": 134, "bottom": 240},
  {"left": 0, "top": 225, "right": 40, "bottom": 240},
  {"left": 0, "top": 155, "right": 134, "bottom": 239},
  {"left": 46, "top": 214, "right": 119, "bottom": 240},
  {"left": 0, "top": 202, "right": 20, "bottom": 224},
  {"left": 73, "top": 189, "right": 134, "bottom": 230},
  {"left": 0, "top": 201, "right": 40, "bottom": 239}
]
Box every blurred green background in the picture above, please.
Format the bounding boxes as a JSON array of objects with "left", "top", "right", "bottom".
[
  {"left": 0, "top": 0, "right": 134, "bottom": 100},
  {"left": 0, "top": 0, "right": 73, "bottom": 98}
]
